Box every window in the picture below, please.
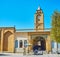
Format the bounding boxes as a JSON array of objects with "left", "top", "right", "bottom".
[
  {"left": 38, "top": 16, "right": 40, "bottom": 21},
  {"left": 19, "top": 40, "right": 23, "bottom": 48},
  {"left": 15, "top": 40, "right": 18, "bottom": 48},
  {"left": 24, "top": 40, "right": 27, "bottom": 47}
]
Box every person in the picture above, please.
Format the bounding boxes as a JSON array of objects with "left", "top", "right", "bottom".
[{"left": 33, "top": 45, "right": 38, "bottom": 55}]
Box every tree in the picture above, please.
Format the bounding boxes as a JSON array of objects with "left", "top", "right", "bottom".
[{"left": 51, "top": 11, "right": 60, "bottom": 53}]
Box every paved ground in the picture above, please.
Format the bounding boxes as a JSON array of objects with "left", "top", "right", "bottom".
[{"left": 0, "top": 53, "right": 60, "bottom": 57}]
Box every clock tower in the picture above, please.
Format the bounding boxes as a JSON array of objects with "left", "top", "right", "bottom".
[{"left": 34, "top": 6, "right": 44, "bottom": 30}]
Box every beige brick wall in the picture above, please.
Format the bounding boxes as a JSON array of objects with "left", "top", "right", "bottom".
[{"left": 15, "top": 32, "right": 28, "bottom": 38}]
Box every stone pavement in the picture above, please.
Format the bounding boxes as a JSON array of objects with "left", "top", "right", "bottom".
[{"left": 0, "top": 53, "right": 60, "bottom": 57}]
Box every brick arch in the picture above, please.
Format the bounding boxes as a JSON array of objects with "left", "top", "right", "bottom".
[{"left": 3, "top": 31, "right": 13, "bottom": 51}]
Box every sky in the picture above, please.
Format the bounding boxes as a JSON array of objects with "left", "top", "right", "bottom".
[{"left": 0, "top": 0, "right": 60, "bottom": 29}]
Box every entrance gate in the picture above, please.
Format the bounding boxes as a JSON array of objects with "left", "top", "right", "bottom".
[{"left": 32, "top": 37, "right": 46, "bottom": 51}]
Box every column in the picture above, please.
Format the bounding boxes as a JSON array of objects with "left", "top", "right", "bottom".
[
  {"left": 46, "top": 39, "right": 49, "bottom": 52},
  {"left": 0, "top": 30, "right": 1, "bottom": 51},
  {"left": 46, "top": 35, "right": 51, "bottom": 53},
  {"left": 23, "top": 40, "right": 24, "bottom": 48},
  {"left": 18, "top": 40, "right": 20, "bottom": 48},
  {"left": 1, "top": 29, "right": 3, "bottom": 51}
]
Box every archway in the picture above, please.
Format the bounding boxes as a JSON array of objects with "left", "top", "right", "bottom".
[
  {"left": 3, "top": 31, "right": 12, "bottom": 51},
  {"left": 33, "top": 36, "right": 46, "bottom": 51}
]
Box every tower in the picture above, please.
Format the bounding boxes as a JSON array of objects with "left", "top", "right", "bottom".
[{"left": 34, "top": 6, "right": 44, "bottom": 30}]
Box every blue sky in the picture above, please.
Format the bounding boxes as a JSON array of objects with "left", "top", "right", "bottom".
[{"left": 0, "top": 0, "right": 60, "bottom": 29}]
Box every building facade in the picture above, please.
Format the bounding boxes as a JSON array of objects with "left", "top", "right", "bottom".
[{"left": 0, "top": 7, "right": 59, "bottom": 53}]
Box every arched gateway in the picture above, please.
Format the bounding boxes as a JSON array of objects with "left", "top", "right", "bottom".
[
  {"left": 3, "top": 31, "right": 13, "bottom": 51},
  {"left": 32, "top": 36, "right": 46, "bottom": 51}
]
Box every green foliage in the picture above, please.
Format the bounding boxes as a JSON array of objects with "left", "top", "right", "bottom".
[{"left": 51, "top": 11, "right": 60, "bottom": 43}]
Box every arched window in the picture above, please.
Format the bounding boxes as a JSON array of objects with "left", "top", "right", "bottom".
[
  {"left": 24, "top": 40, "right": 27, "bottom": 47},
  {"left": 15, "top": 40, "right": 18, "bottom": 48},
  {"left": 19, "top": 40, "right": 23, "bottom": 48}
]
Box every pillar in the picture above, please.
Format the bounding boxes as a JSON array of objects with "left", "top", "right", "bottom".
[
  {"left": 1, "top": 29, "right": 4, "bottom": 52},
  {"left": 46, "top": 35, "right": 51, "bottom": 53},
  {"left": 18, "top": 40, "right": 20, "bottom": 48}
]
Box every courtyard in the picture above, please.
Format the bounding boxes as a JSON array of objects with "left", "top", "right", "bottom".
[{"left": 0, "top": 53, "right": 60, "bottom": 57}]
